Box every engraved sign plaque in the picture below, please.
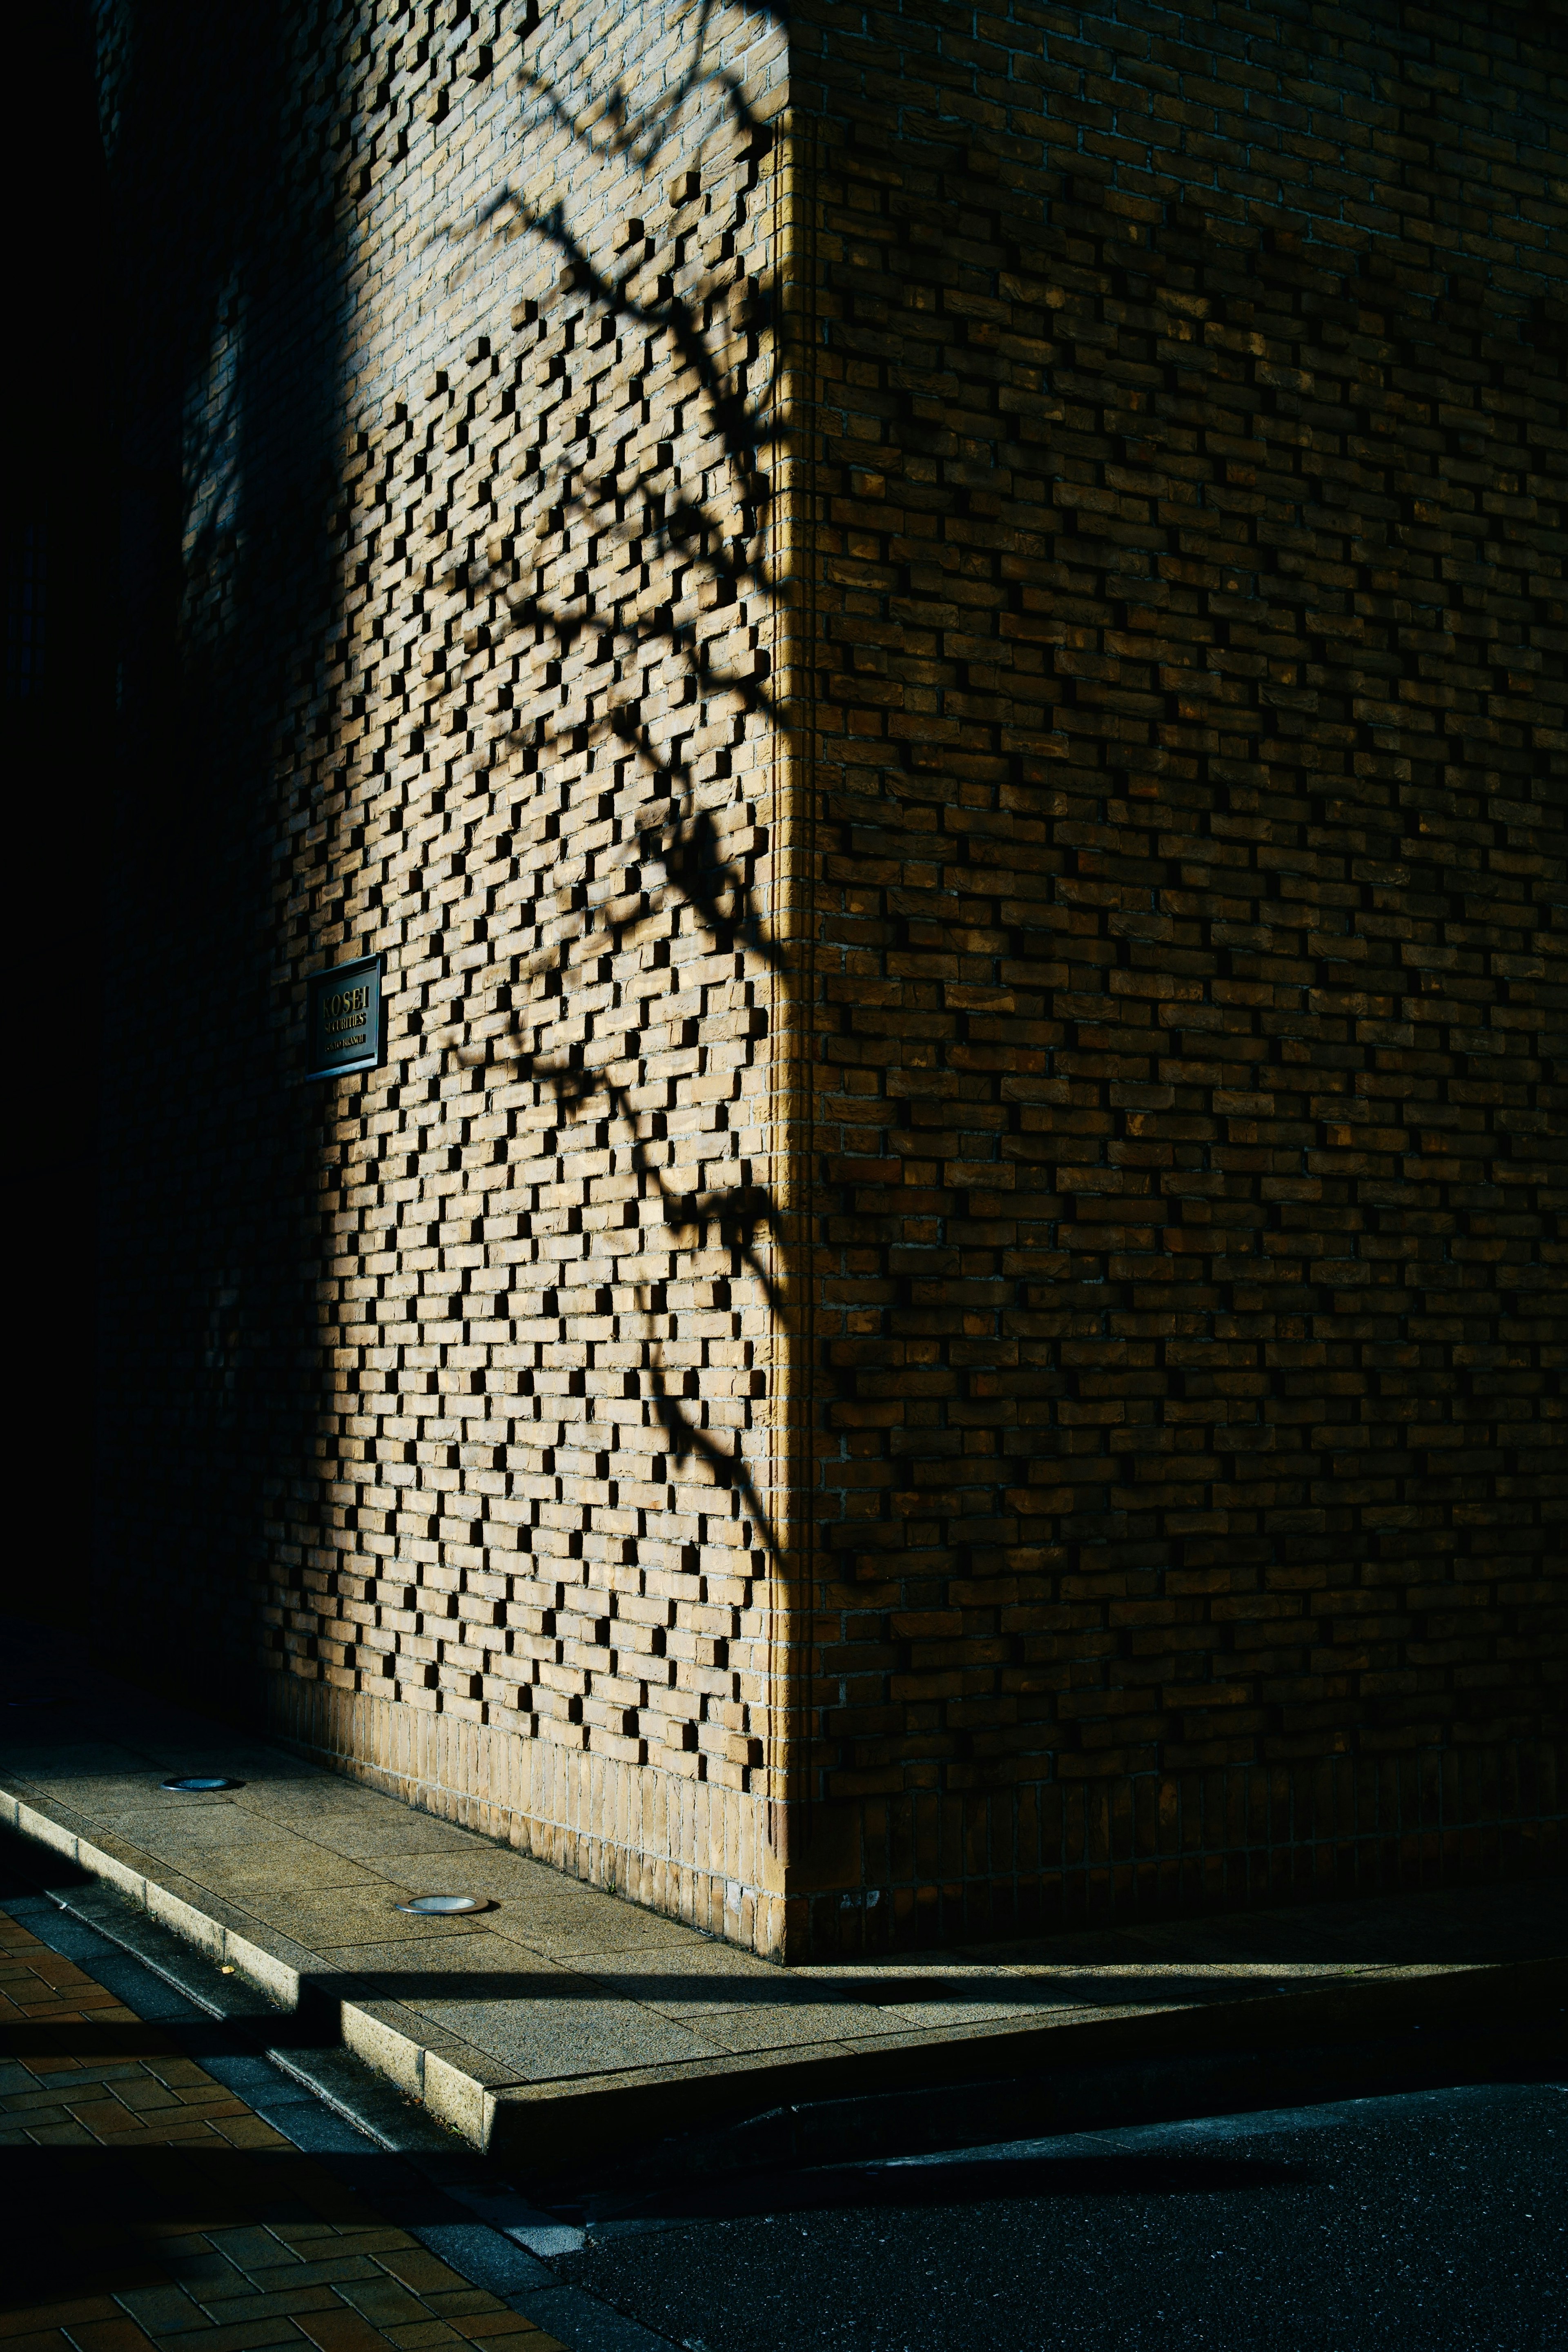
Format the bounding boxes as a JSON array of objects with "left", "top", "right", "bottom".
[{"left": 305, "top": 954, "right": 383, "bottom": 1080}]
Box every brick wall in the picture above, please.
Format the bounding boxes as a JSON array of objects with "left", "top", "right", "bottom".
[
  {"left": 94, "top": 0, "right": 805, "bottom": 1952},
  {"left": 90, "top": 0, "right": 1564, "bottom": 1962},
  {"left": 784, "top": 0, "right": 1566, "bottom": 1952}
]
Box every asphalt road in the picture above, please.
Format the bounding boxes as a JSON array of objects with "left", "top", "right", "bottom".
[{"left": 554, "top": 2078, "right": 1567, "bottom": 2352}]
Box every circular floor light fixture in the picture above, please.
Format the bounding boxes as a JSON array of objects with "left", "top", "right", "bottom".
[
  {"left": 396, "top": 1894, "right": 488, "bottom": 1915},
  {"left": 162, "top": 1775, "right": 243, "bottom": 1793}
]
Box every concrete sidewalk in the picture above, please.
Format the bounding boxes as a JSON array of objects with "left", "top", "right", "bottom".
[{"left": 4, "top": 1637, "right": 1563, "bottom": 2178}]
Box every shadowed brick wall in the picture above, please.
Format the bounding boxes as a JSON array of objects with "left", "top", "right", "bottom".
[
  {"left": 784, "top": 0, "right": 1566, "bottom": 1952},
  {"left": 90, "top": 0, "right": 1563, "bottom": 1960}
]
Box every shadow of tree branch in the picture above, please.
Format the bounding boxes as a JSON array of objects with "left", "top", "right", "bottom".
[{"left": 421, "top": 5, "right": 793, "bottom": 1580}]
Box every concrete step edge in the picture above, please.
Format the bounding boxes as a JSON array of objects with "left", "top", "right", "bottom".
[
  {"left": 7, "top": 1776, "right": 1564, "bottom": 2180},
  {"left": 1, "top": 1781, "right": 501, "bottom": 2143}
]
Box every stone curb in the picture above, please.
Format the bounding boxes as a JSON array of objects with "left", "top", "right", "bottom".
[
  {"left": 7, "top": 1777, "right": 1564, "bottom": 2181},
  {"left": 1, "top": 1784, "right": 514, "bottom": 2139},
  {"left": 478, "top": 1943, "right": 1568, "bottom": 2173}
]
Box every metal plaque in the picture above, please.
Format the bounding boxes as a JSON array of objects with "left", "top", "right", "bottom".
[{"left": 306, "top": 954, "right": 383, "bottom": 1080}]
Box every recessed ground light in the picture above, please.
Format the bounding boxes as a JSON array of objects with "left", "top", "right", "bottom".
[
  {"left": 396, "top": 1894, "right": 488, "bottom": 1915},
  {"left": 162, "top": 1775, "right": 243, "bottom": 1793}
]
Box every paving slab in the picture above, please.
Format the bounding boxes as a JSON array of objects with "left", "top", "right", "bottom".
[{"left": 3, "top": 1626, "right": 1563, "bottom": 2176}]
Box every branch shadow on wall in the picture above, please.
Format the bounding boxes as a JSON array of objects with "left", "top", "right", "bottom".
[{"left": 433, "top": 16, "right": 794, "bottom": 1572}]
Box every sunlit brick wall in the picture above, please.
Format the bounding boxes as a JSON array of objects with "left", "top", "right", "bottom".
[{"left": 94, "top": 0, "right": 803, "bottom": 1953}]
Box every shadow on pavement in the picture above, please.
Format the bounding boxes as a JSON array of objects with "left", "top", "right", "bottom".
[
  {"left": 0, "top": 2145, "right": 373, "bottom": 2308},
  {"left": 0, "top": 2141, "right": 1319, "bottom": 2309},
  {"left": 0, "top": 1826, "right": 1381, "bottom": 2023},
  {"left": 571, "top": 2148, "right": 1321, "bottom": 2232}
]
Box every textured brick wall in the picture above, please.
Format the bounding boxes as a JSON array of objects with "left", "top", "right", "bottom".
[
  {"left": 91, "top": 0, "right": 1564, "bottom": 1962},
  {"left": 783, "top": 0, "right": 1566, "bottom": 1952},
  {"left": 94, "top": 0, "right": 804, "bottom": 1952}
]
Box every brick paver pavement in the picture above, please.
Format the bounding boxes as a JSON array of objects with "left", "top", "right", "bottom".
[{"left": 0, "top": 1906, "right": 566, "bottom": 2352}]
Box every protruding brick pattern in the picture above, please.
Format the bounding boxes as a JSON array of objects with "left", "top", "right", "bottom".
[
  {"left": 265, "top": 59, "right": 796, "bottom": 1936},
  {"left": 94, "top": 0, "right": 802, "bottom": 1951}
]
